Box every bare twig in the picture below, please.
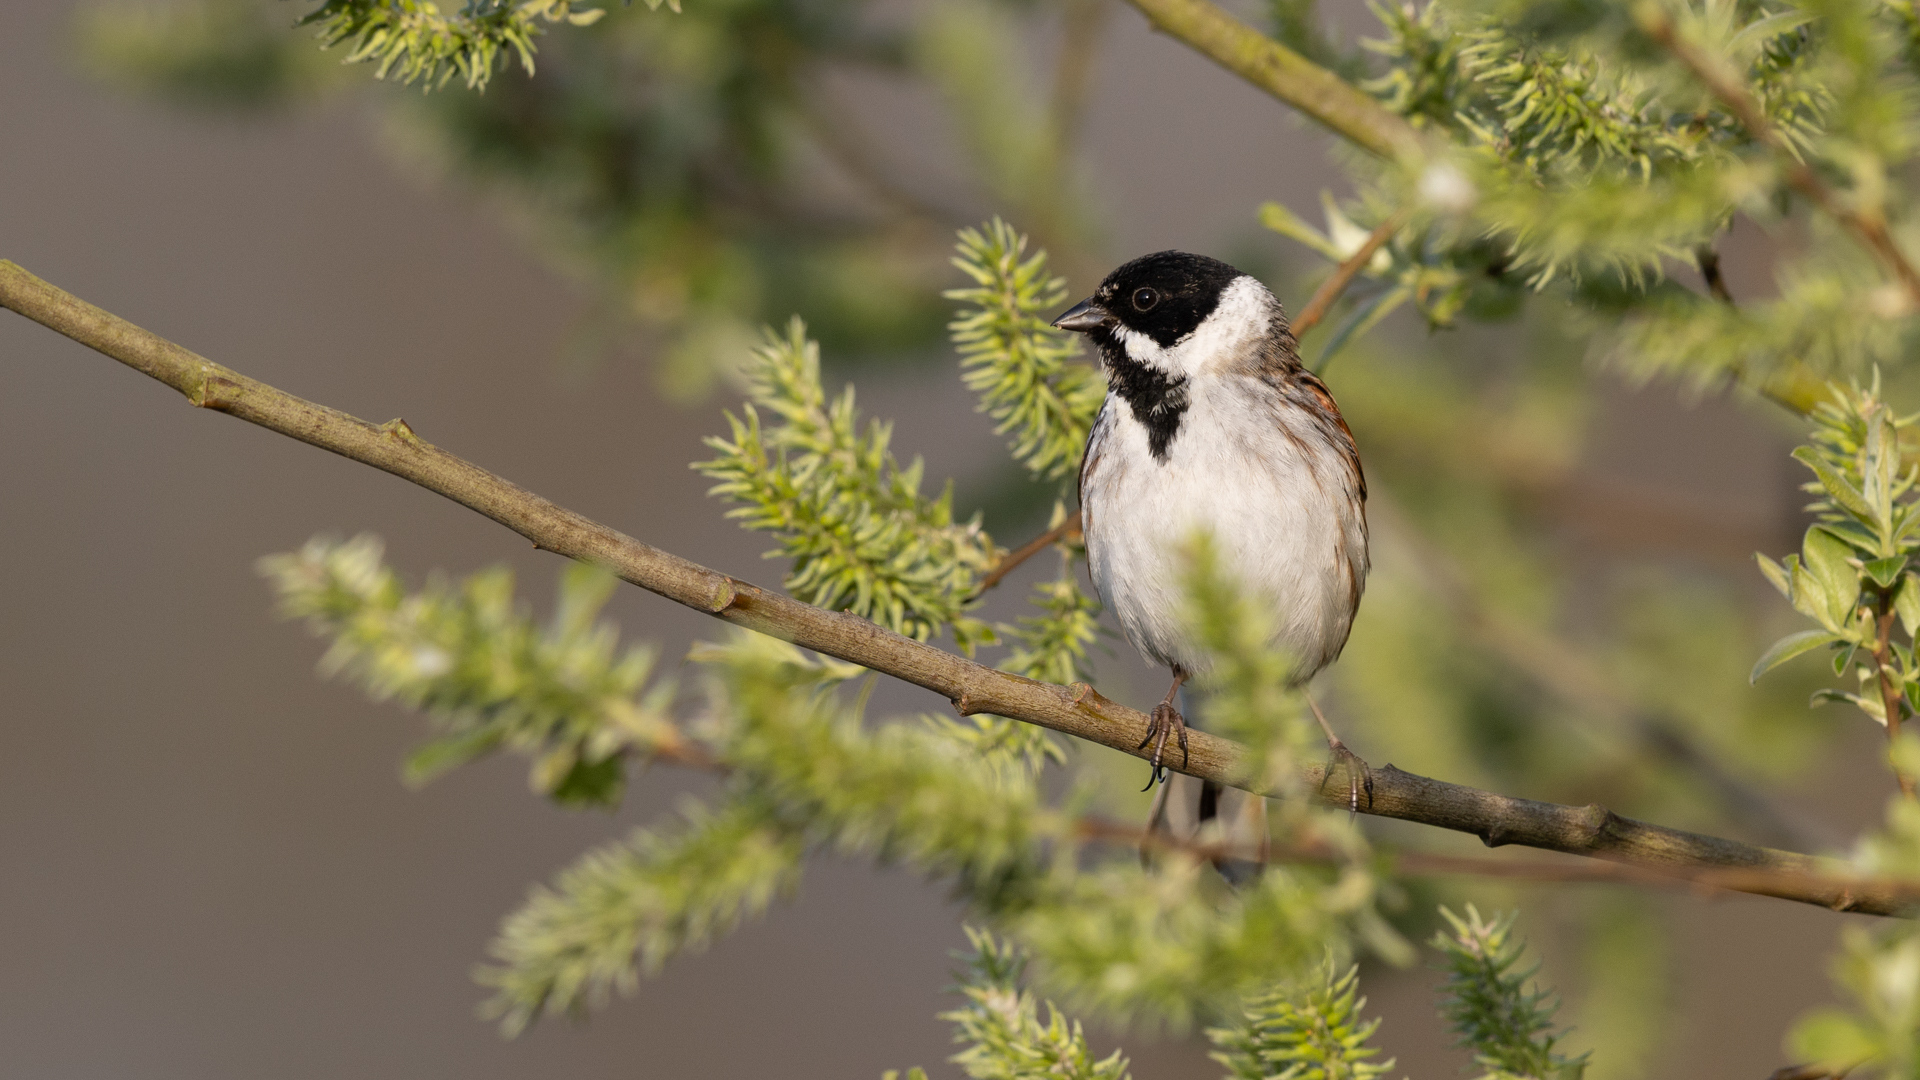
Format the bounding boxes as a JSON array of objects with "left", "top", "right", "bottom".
[
  {"left": 1076, "top": 817, "right": 1920, "bottom": 908},
  {"left": 1290, "top": 210, "right": 1408, "bottom": 336},
  {"left": 1641, "top": 8, "right": 1920, "bottom": 306},
  {"left": 978, "top": 512, "right": 1082, "bottom": 592},
  {"left": 1118, "top": 0, "right": 1421, "bottom": 160},
  {"left": 1370, "top": 492, "right": 1837, "bottom": 851},
  {"left": 1, "top": 259, "right": 1907, "bottom": 917}
]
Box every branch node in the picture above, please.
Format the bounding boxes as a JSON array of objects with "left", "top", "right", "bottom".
[
  {"left": 955, "top": 691, "right": 978, "bottom": 716},
  {"left": 705, "top": 578, "right": 739, "bottom": 614},
  {"left": 380, "top": 417, "right": 423, "bottom": 444},
  {"left": 189, "top": 372, "right": 241, "bottom": 412},
  {"left": 1580, "top": 803, "right": 1616, "bottom": 844}
]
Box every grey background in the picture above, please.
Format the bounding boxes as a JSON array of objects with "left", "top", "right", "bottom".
[{"left": 0, "top": 0, "right": 1894, "bottom": 1075}]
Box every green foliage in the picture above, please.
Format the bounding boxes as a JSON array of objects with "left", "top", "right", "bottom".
[
  {"left": 1434, "top": 905, "right": 1587, "bottom": 1080},
  {"left": 479, "top": 629, "right": 1050, "bottom": 1027},
  {"left": 480, "top": 795, "right": 805, "bottom": 1033},
  {"left": 259, "top": 534, "right": 674, "bottom": 806},
  {"left": 297, "top": 0, "right": 631, "bottom": 91},
  {"left": 1787, "top": 733, "right": 1920, "bottom": 1078},
  {"left": 947, "top": 221, "right": 1105, "bottom": 484},
  {"left": 178, "top": 0, "right": 1920, "bottom": 1064},
  {"left": 942, "top": 929, "right": 1131, "bottom": 1080},
  {"left": 1209, "top": 954, "right": 1395, "bottom": 1080},
  {"left": 1752, "top": 378, "right": 1920, "bottom": 732},
  {"left": 1790, "top": 922, "right": 1920, "bottom": 1080},
  {"left": 696, "top": 318, "right": 998, "bottom": 646}
]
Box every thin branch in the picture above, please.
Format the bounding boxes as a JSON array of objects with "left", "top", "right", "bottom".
[
  {"left": 1370, "top": 492, "right": 1838, "bottom": 852},
  {"left": 978, "top": 512, "right": 1082, "bottom": 592},
  {"left": 1290, "top": 210, "right": 1408, "bottom": 336},
  {"left": 1640, "top": 8, "right": 1920, "bottom": 306},
  {"left": 0, "top": 259, "right": 1906, "bottom": 917},
  {"left": 1118, "top": 0, "right": 1421, "bottom": 160},
  {"left": 1077, "top": 817, "right": 1920, "bottom": 907}
]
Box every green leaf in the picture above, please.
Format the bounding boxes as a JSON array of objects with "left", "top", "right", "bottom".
[
  {"left": 1755, "top": 553, "right": 1791, "bottom": 599},
  {"left": 404, "top": 727, "right": 506, "bottom": 787},
  {"left": 1866, "top": 556, "right": 1910, "bottom": 590},
  {"left": 1751, "top": 630, "right": 1840, "bottom": 684},
  {"left": 1258, "top": 201, "right": 1345, "bottom": 260},
  {"left": 1794, "top": 447, "right": 1880, "bottom": 526},
  {"left": 1896, "top": 575, "right": 1920, "bottom": 637},
  {"left": 1803, "top": 527, "right": 1863, "bottom": 629}
]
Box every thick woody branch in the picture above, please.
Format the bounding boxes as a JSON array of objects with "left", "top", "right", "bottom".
[
  {"left": 1118, "top": 0, "right": 1421, "bottom": 160},
  {"left": 1, "top": 259, "right": 1909, "bottom": 918}
]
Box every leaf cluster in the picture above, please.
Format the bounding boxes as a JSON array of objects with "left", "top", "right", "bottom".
[
  {"left": 696, "top": 317, "right": 999, "bottom": 645},
  {"left": 946, "top": 219, "right": 1105, "bottom": 484},
  {"left": 297, "top": 0, "right": 632, "bottom": 91},
  {"left": 259, "top": 534, "right": 674, "bottom": 806},
  {"left": 941, "top": 928, "right": 1132, "bottom": 1080},
  {"left": 1208, "top": 953, "right": 1395, "bottom": 1080},
  {"left": 1433, "top": 905, "right": 1588, "bottom": 1080},
  {"left": 1753, "top": 378, "right": 1920, "bottom": 732}
]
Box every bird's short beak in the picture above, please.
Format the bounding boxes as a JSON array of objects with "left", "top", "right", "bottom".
[{"left": 1051, "top": 298, "right": 1114, "bottom": 333}]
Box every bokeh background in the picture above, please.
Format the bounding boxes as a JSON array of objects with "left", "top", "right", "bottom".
[{"left": 0, "top": 0, "right": 1900, "bottom": 1075}]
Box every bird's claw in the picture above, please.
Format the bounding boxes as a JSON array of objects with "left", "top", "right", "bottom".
[
  {"left": 1326, "top": 739, "right": 1374, "bottom": 816},
  {"left": 1137, "top": 701, "right": 1190, "bottom": 790}
]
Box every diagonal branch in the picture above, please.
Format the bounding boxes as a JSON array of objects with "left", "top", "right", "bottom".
[
  {"left": 1290, "top": 209, "right": 1408, "bottom": 336},
  {"left": 1077, "top": 818, "right": 1920, "bottom": 908},
  {"left": 1118, "top": 0, "right": 1421, "bottom": 160},
  {"left": 0, "top": 259, "right": 1908, "bottom": 918}
]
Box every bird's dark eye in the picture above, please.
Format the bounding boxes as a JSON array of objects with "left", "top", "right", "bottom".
[{"left": 1131, "top": 287, "right": 1159, "bottom": 311}]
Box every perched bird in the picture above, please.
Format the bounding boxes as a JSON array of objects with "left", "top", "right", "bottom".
[{"left": 1052, "top": 251, "right": 1371, "bottom": 808}]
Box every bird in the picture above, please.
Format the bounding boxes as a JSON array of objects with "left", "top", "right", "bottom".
[{"left": 1051, "top": 250, "right": 1372, "bottom": 814}]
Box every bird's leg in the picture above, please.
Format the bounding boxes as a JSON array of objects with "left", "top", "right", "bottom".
[
  {"left": 1135, "top": 668, "right": 1191, "bottom": 789},
  {"left": 1306, "top": 694, "right": 1373, "bottom": 814},
  {"left": 1139, "top": 777, "right": 1175, "bottom": 866}
]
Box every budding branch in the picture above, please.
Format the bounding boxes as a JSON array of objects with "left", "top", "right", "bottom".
[{"left": 2, "top": 259, "right": 1909, "bottom": 918}]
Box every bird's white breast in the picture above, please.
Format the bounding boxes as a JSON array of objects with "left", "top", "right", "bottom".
[{"left": 1082, "top": 376, "right": 1365, "bottom": 682}]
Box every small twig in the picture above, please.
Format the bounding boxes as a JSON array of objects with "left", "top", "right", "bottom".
[
  {"left": 3, "top": 259, "right": 1910, "bottom": 917},
  {"left": 1871, "top": 599, "right": 1918, "bottom": 798},
  {"left": 1370, "top": 492, "right": 1836, "bottom": 851},
  {"left": 1642, "top": 8, "right": 1920, "bottom": 307},
  {"left": 978, "top": 512, "right": 1082, "bottom": 592},
  {"left": 1291, "top": 210, "right": 1408, "bottom": 336},
  {"left": 1077, "top": 816, "right": 1920, "bottom": 910}
]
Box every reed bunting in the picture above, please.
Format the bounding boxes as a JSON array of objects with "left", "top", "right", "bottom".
[{"left": 1054, "top": 251, "right": 1372, "bottom": 808}]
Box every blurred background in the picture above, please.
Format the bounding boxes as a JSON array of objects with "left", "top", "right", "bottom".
[{"left": 0, "top": 0, "right": 1901, "bottom": 1075}]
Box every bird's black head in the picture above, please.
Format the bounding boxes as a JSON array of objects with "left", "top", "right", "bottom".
[{"left": 1051, "top": 250, "right": 1245, "bottom": 348}]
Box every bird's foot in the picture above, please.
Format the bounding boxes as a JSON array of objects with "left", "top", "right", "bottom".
[
  {"left": 1136, "top": 700, "right": 1190, "bottom": 790},
  {"left": 1325, "top": 738, "right": 1374, "bottom": 815}
]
